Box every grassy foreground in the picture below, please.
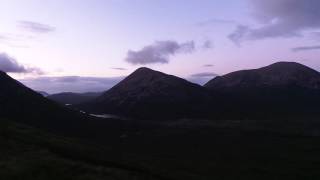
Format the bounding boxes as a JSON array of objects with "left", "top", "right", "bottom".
[{"left": 0, "top": 119, "right": 165, "bottom": 180}]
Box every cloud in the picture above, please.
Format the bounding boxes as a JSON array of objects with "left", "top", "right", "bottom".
[
  {"left": 0, "top": 33, "right": 34, "bottom": 48},
  {"left": 18, "top": 21, "right": 56, "bottom": 34},
  {"left": 310, "top": 32, "right": 320, "bottom": 41},
  {"left": 228, "top": 25, "right": 251, "bottom": 46},
  {"left": 202, "top": 40, "right": 213, "bottom": 49},
  {"left": 312, "top": 32, "right": 320, "bottom": 37},
  {"left": 229, "top": 0, "right": 320, "bottom": 44},
  {"left": 0, "top": 53, "right": 26, "bottom": 73},
  {"left": 203, "top": 64, "right": 214, "bottom": 67},
  {"left": 111, "top": 67, "right": 127, "bottom": 71},
  {"left": 125, "top": 40, "right": 195, "bottom": 65},
  {"left": 20, "top": 76, "right": 125, "bottom": 94},
  {"left": 190, "top": 72, "right": 218, "bottom": 78},
  {"left": 197, "top": 18, "right": 235, "bottom": 26},
  {"left": 292, "top": 45, "right": 320, "bottom": 52},
  {"left": 0, "top": 35, "right": 9, "bottom": 41},
  {"left": 0, "top": 34, "right": 23, "bottom": 46},
  {"left": 0, "top": 53, "right": 43, "bottom": 74}
]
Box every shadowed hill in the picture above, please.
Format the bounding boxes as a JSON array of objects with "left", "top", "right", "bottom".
[
  {"left": 0, "top": 71, "right": 132, "bottom": 140},
  {"left": 78, "top": 63, "right": 320, "bottom": 120},
  {"left": 80, "top": 67, "right": 213, "bottom": 119},
  {"left": 204, "top": 62, "right": 320, "bottom": 120},
  {"left": 205, "top": 62, "right": 320, "bottom": 90}
]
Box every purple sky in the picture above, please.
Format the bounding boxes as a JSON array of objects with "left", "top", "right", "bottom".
[{"left": 1, "top": 0, "right": 320, "bottom": 93}]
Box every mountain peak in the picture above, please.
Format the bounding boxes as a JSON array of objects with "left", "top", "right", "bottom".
[
  {"left": 83, "top": 67, "right": 211, "bottom": 119},
  {"left": 120, "top": 67, "right": 178, "bottom": 87},
  {"left": 130, "top": 67, "right": 164, "bottom": 77},
  {"left": 268, "top": 61, "right": 303, "bottom": 66},
  {"left": 134, "top": 67, "right": 154, "bottom": 72},
  {"left": 261, "top": 61, "right": 318, "bottom": 73}
]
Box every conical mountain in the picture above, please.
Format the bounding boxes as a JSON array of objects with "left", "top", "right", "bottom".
[{"left": 82, "top": 67, "right": 212, "bottom": 119}]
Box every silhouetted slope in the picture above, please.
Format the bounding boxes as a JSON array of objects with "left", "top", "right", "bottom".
[
  {"left": 47, "top": 92, "right": 102, "bottom": 105},
  {"left": 0, "top": 71, "right": 58, "bottom": 119},
  {"left": 0, "top": 71, "right": 89, "bottom": 133},
  {"left": 0, "top": 71, "right": 128, "bottom": 140},
  {"left": 205, "top": 62, "right": 320, "bottom": 90},
  {"left": 82, "top": 67, "right": 212, "bottom": 119},
  {"left": 204, "top": 62, "right": 320, "bottom": 120}
]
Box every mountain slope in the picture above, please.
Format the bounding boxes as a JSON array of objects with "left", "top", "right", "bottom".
[
  {"left": 81, "top": 67, "right": 212, "bottom": 119},
  {"left": 0, "top": 71, "right": 94, "bottom": 134},
  {"left": 204, "top": 62, "right": 320, "bottom": 120},
  {"left": 0, "top": 71, "right": 129, "bottom": 140}
]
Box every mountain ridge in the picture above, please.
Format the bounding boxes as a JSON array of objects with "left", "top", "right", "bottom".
[
  {"left": 205, "top": 61, "right": 320, "bottom": 90},
  {"left": 81, "top": 62, "right": 320, "bottom": 120}
]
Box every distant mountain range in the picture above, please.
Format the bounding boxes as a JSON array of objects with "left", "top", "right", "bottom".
[
  {"left": 1, "top": 61, "right": 320, "bottom": 121},
  {"left": 78, "top": 62, "right": 320, "bottom": 120},
  {"left": 47, "top": 92, "right": 102, "bottom": 105}
]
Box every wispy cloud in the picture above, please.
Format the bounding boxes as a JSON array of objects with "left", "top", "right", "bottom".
[
  {"left": 125, "top": 40, "right": 195, "bottom": 65},
  {"left": 292, "top": 45, "right": 320, "bottom": 52},
  {"left": 0, "top": 53, "right": 43, "bottom": 74},
  {"left": 190, "top": 72, "right": 218, "bottom": 78},
  {"left": 18, "top": 21, "right": 56, "bottom": 34},
  {"left": 0, "top": 35, "right": 9, "bottom": 41},
  {"left": 202, "top": 40, "right": 213, "bottom": 49},
  {"left": 228, "top": 25, "right": 251, "bottom": 46},
  {"left": 197, "top": 18, "right": 235, "bottom": 26},
  {"left": 203, "top": 64, "right": 214, "bottom": 67},
  {"left": 0, "top": 32, "right": 36, "bottom": 48},
  {"left": 111, "top": 67, "right": 127, "bottom": 71}
]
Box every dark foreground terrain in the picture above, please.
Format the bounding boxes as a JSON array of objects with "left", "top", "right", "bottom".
[
  {"left": 2, "top": 118, "right": 320, "bottom": 180},
  {"left": 0, "top": 119, "right": 168, "bottom": 180},
  {"left": 1, "top": 62, "right": 320, "bottom": 179}
]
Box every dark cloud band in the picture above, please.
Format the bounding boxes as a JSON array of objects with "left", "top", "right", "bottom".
[{"left": 229, "top": 0, "right": 320, "bottom": 45}]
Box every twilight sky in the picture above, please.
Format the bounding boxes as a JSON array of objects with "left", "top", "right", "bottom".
[{"left": 1, "top": 0, "right": 320, "bottom": 93}]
